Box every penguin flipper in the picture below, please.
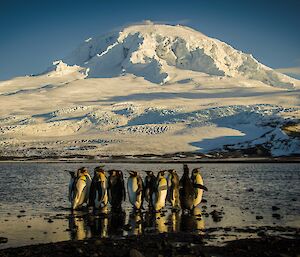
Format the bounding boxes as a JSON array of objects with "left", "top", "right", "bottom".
[
  {"left": 137, "top": 176, "right": 144, "bottom": 196},
  {"left": 170, "top": 186, "right": 175, "bottom": 203},
  {"left": 194, "top": 184, "right": 208, "bottom": 191},
  {"left": 122, "top": 181, "right": 126, "bottom": 201},
  {"left": 118, "top": 172, "right": 126, "bottom": 201},
  {"left": 108, "top": 177, "right": 114, "bottom": 204}
]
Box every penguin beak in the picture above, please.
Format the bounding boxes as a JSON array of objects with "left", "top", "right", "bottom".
[{"left": 201, "top": 185, "right": 208, "bottom": 191}]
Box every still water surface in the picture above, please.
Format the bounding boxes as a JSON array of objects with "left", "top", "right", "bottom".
[{"left": 0, "top": 162, "right": 299, "bottom": 249}]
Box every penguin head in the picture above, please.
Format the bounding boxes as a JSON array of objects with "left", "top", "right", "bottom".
[
  {"left": 145, "top": 170, "right": 153, "bottom": 176},
  {"left": 191, "top": 168, "right": 206, "bottom": 190},
  {"left": 129, "top": 171, "right": 138, "bottom": 177},
  {"left": 168, "top": 169, "right": 176, "bottom": 175},
  {"left": 116, "top": 170, "right": 123, "bottom": 178},
  {"left": 183, "top": 164, "right": 189, "bottom": 175},
  {"left": 108, "top": 170, "right": 117, "bottom": 176},
  {"left": 157, "top": 170, "right": 166, "bottom": 178},
  {"left": 78, "top": 167, "right": 89, "bottom": 176},
  {"left": 117, "top": 170, "right": 123, "bottom": 178},
  {"left": 192, "top": 168, "right": 201, "bottom": 176},
  {"left": 94, "top": 166, "right": 105, "bottom": 177}
]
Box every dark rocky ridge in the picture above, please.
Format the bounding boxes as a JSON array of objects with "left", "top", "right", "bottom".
[{"left": 0, "top": 233, "right": 299, "bottom": 257}]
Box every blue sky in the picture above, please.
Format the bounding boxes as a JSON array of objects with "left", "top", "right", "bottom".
[{"left": 1, "top": 0, "right": 300, "bottom": 80}]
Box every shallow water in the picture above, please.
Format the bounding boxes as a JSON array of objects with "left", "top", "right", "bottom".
[{"left": 0, "top": 162, "right": 299, "bottom": 249}]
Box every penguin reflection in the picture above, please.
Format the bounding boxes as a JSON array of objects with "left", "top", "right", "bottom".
[
  {"left": 69, "top": 208, "right": 125, "bottom": 239},
  {"left": 154, "top": 212, "right": 168, "bottom": 233},
  {"left": 128, "top": 210, "right": 143, "bottom": 235},
  {"left": 180, "top": 213, "right": 197, "bottom": 232},
  {"left": 180, "top": 208, "right": 205, "bottom": 233},
  {"left": 143, "top": 211, "right": 168, "bottom": 233},
  {"left": 168, "top": 211, "right": 180, "bottom": 232},
  {"left": 89, "top": 208, "right": 109, "bottom": 238},
  {"left": 193, "top": 207, "right": 205, "bottom": 234},
  {"left": 68, "top": 213, "right": 90, "bottom": 240},
  {"left": 108, "top": 210, "right": 126, "bottom": 236},
  {"left": 144, "top": 210, "right": 156, "bottom": 228}
]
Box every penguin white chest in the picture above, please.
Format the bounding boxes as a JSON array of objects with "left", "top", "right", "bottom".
[
  {"left": 72, "top": 176, "right": 91, "bottom": 210},
  {"left": 154, "top": 178, "right": 167, "bottom": 211},
  {"left": 157, "top": 188, "right": 167, "bottom": 206},
  {"left": 94, "top": 179, "right": 108, "bottom": 208},
  {"left": 193, "top": 175, "right": 204, "bottom": 207},
  {"left": 128, "top": 177, "right": 138, "bottom": 204}
]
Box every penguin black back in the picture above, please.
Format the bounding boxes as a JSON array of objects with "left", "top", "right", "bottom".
[
  {"left": 144, "top": 171, "right": 156, "bottom": 208},
  {"left": 179, "top": 164, "right": 194, "bottom": 211},
  {"left": 108, "top": 170, "right": 126, "bottom": 210},
  {"left": 167, "top": 169, "right": 180, "bottom": 209}
]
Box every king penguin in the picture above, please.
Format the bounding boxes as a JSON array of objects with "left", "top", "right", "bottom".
[
  {"left": 152, "top": 170, "right": 168, "bottom": 212},
  {"left": 144, "top": 171, "right": 156, "bottom": 209},
  {"left": 167, "top": 169, "right": 180, "bottom": 210},
  {"left": 179, "top": 164, "right": 195, "bottom": 212},
  {"left": 127, "top": 171, "right": 143, "bottom": 210},
  {"left": 89, "top": 166, "right": 108, "bottom": 209},
  {"left": 71, "top": 167, "right": 92, "bottom": 210},
  {"left": 191, "top": 168, "right": 208, "bottom": 208},
  {"left": 107, "top": 170, "right": 126, "bottom": 210}
]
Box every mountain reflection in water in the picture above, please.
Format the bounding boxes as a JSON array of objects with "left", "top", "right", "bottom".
[{"left": 67, "top": 208, "right": 204, "bottom": 240}]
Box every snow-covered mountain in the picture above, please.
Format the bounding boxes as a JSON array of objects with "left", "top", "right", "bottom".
[
  {"left": 0, "top": 23, "right": 299, "bottom": 158},
  {"left": 59, "top": 23, "right": 299, "bottom": 88}
]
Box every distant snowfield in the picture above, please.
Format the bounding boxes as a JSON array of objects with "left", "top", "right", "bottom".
[{"left": 0, "top": 24, "right": 299, "bottom": 157}]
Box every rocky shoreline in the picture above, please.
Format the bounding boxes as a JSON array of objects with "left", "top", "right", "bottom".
[
  {"left": 0, "top": 154, "right": 300, "bottom": 163},
  {"left": 0, "top": 232, "right": 299, "bottom": 257}
]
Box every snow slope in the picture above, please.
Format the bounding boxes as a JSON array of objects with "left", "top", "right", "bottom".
[{"left": 0, "top": 23, "right": 299, "bottom": 158}]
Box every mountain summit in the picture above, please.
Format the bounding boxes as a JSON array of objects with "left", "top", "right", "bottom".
[{"left": 52, "top": 23, "right": 299, "bottom": 88}]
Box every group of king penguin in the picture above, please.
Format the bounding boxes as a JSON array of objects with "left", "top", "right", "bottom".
[{"left": 68, "top": 164, "right": 207, "bottom": 212}]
